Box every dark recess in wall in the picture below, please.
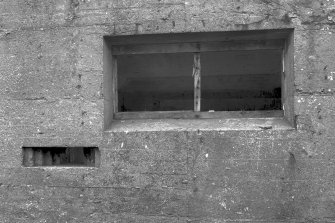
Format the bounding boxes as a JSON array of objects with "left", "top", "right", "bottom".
[{"left": 22, "top": 147, "right": 99, "bottom": 167}]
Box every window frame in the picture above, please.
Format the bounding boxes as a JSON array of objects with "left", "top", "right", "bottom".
[{"left": 103, "top": 29, "right": 294, "bottom": 127}]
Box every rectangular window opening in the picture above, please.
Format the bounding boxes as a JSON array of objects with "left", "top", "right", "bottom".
[
  {"left": 103, "top": 29, "right": 294, "bottom": 124},
  {"left": 22, "top": 147, "right": 99, "bottom": 167}
]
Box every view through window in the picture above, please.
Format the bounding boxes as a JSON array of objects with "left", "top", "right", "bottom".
[{"left": 103, "top": 29, "right": 294, "bottom": 122}]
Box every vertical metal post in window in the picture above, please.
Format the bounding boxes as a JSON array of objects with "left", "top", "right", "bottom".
[
  {"left": 193, "top": 53, "right": 201, "bottom": 112},
  {"left": 282, "top": 44, "right": 286, "bottom": 112},
  {"left": 112, "top": 55, "right": 118, "bottom": 114}
]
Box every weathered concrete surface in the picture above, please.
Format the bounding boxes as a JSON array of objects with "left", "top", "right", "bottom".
[{"left": 1, "top": 0, "right": 335, "bottom": 222}]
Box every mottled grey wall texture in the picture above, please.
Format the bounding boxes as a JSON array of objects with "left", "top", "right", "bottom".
[{"left": 1, "top": 0, "right": 335, "bottom": 222}]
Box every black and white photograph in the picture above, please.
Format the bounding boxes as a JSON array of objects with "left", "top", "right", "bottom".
[{"left": 0, "top": 0, "right": 334, "bottom": 222}]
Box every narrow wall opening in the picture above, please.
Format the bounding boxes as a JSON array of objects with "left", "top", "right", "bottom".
[{"left": 22, "top": 147, "right": 99, "bottom": 167}]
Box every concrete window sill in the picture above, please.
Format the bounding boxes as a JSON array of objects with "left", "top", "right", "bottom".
[{"left": 107, "top": 117, "right": 294, "bottom": 132}]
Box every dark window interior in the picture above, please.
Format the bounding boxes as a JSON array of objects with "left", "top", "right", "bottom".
[
  {"left": 22, "top": 147, "right": 98, "bottom": 167},
  {"left": 117, "top": 50, "right": 281, "bottom": 112},
  {"left": 202, "top": 50, "right": 282, "bottom": 111},
  {"left": 118, "top": 53, "right": 193, "bottom": 112}
]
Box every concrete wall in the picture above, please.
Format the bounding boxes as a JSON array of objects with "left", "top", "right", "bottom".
[{"left": 0, "top": 0, "right": 335, "bottom": 222}]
